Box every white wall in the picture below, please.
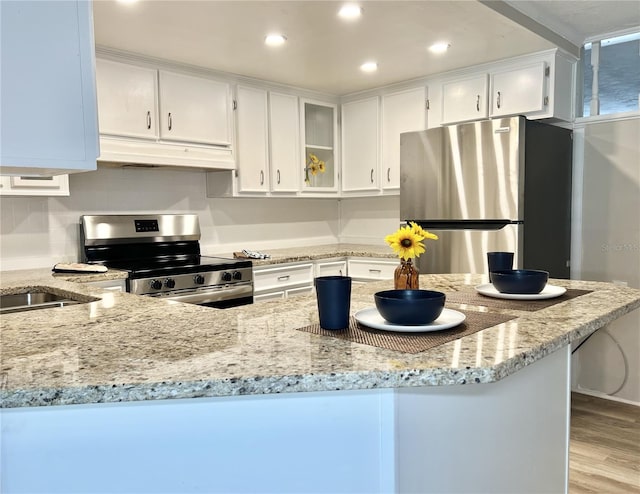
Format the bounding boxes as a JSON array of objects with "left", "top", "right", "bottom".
[
  {"left": 571, "top": 117, "right": 640, "bottom": 404},
  {"left": 338, "top": 196, "right": 401, "bottom": 246},
  {"left": 0, "top": 166, "right": 341, "bottom": 270}
]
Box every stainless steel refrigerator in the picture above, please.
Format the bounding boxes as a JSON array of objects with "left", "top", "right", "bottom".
[{"left": 400, "top": 116, "right": 572, "bottom": 278}]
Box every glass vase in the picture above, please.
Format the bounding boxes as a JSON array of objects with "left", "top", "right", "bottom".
[{"left": 394, "top": 258, "right": 419, "bottom": 290}]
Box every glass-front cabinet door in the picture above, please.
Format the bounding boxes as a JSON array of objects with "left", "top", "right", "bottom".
[{"left": 300, "top": 100, "right": 338, "bottom": 192}]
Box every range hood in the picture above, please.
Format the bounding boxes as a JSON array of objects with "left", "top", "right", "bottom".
[{"left": 98, "top": 135, "right": 235, "bottom": 171}]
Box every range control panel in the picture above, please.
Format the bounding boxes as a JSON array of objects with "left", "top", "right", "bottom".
[
  {"left": 134, "top": 219, "right": 160, "bottom": 233},
  {"left": 129, "top": 266, "right": 253, "bottom": 296}
]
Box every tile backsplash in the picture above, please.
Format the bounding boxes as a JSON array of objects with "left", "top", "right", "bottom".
[{"left": 0, "top": 166, "right": 399, "bottom": 270}]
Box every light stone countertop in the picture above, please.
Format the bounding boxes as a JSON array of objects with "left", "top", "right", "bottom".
[
  {"left": 214, "top": 243, "right": 396, "bottom": 266},
  {"left": 1, "top": 265, "right": 639, "bottom": 409}
]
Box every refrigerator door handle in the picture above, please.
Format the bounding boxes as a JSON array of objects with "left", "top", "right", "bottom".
[{"left": 406, "top": 219, "right": 522, "bottom": 230}]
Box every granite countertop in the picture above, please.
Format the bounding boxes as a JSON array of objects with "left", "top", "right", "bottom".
[
  {"left": 218, "top": 243, "right": 396, "bottom": 266},
  {"left": 1, "top": 266, "right": 639, "bottom": 409}
]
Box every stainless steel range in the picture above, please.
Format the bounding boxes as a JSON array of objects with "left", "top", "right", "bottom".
[{"left": 80, "top": 214, "right": 253, "bottom": 308}]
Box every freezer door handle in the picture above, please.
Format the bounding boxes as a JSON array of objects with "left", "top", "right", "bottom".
[{"left": 405, "top": 219, "right": 521, "bottom": 230}]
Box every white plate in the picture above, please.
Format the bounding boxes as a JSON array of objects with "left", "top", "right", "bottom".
[
  {"left": 475, "top": 283, "right": 567, "bottom": 300},
  {"left": 354, "top": 307, "right": 466, "bottom": 333}
]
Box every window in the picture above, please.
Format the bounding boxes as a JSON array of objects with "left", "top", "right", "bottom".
[{"left": 582, "top": 32, "right": 640, "bottom": 117}]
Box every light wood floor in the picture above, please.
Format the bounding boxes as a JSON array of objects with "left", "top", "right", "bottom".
[{"left": 570, "top": 392, "right": 640, "bottom": 493}]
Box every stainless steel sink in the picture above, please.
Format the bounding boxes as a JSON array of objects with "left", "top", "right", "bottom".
[{"left": 0, "top": 291, "right": 88, "bottom": 314}]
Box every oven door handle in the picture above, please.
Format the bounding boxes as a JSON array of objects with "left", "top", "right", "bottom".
[{"left": 162, "top": 283, "right": 253, "bottom": 305}]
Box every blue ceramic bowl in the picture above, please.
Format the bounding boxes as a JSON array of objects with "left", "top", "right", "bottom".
[
  {"left": 491, "top": 269, "right": 549, "bottom": 294},
  {"left": 374, "top": 289, "right": 446, "bottom": 325}
]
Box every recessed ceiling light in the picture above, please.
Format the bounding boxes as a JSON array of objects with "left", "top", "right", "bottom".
[
  {"left": 339, "top": 4, "right": 363, "bottom": 20},
  {"left": 360, "top": 61, "right": 378, "bottom": 73},
  {"left": 265, "top": 34, "right": 287, "bottom": 47},
  {"left": 429, "top": 42, "right": 450, "bottom": 54}
]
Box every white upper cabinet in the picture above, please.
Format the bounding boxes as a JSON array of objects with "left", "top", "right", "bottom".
[
  {"left": 96, "top": 59, "right": 158, "bottom": 139},
  {"left": 341, "top": 97, "right": 380, "bottom": 192},
  {"left": 490, "top": 62, "right": 547, "bottom": 117},
  {"left": 0, "top": 1, "right": 99, "bottom": 175},
  {"left": 436, "top": 50, "right": 575, "bottom": 126},
  {"left": 158, "top": 71, "right": 232, "bottom": 146},
  {"left": 95, "top": 54, "right": 235, "bottom": 169},
  {"left": 381, "top": 87, "right": 427, "bottom": 190},
  {"left": 441, "top": 75, "right": 489, "bottom": 124},
  {"left": 340, "top": 87, "right": 426, "bottom": 195},
  {"left": 269, "top": 92, "right": 300, "bottom": 193},
  {"left": 0, "top": 175, "right": 70, "bottom": 196},
  {"left": 211, "top": 87, "right": 300, "bottom": 196},
  {"left": 301, "top": 100, "right": 338, "bottom": 193},
  {"left": 235, "top": 85, "right": 269, "bottom": 193}
]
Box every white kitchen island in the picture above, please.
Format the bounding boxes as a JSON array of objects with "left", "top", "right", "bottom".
[{"left": 1, "top": 269, "right": 638, "bottom": 493}]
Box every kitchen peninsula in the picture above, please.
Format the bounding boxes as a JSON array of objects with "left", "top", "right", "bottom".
[{"left": 1, "top": 268, "right": 639, "bottom": 493}]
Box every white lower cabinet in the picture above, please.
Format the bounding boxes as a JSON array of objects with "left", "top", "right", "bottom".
[
  {"left": 86, "top": 279, "right": 126, "bottom": 292},
  {"left": 347, "top": 258, "right": 397, "bottom": 282},
  {"left": 315, "top": 260, "right": 347, "bottom": 278},
  {"left": 0, "top": 175, "right": 69, "bottom": 196},
  {"left": 254, "top": 257, "right": 394, "bottom": 301},
  {"left": 253, "top": 263, "right": 314, "bottom": 300}
]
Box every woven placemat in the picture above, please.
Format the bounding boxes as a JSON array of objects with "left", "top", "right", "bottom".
[
  {"left": 444, "top": 287, "right": 592, "bottom": 311},
  {"left": 296, "top": 310, "right": 516, "bottom": 354}
]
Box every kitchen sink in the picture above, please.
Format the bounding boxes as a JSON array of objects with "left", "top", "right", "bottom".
[{"left": 0, "top": 291, "right": 89, "bottom": 314}]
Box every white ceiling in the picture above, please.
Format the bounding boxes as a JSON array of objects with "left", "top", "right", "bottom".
[
  {"left": 504, "top": 0, "right": 640, "bottom": 45},
  {"left": 92, "top": 0, "right": 640, "bottom": 96}
]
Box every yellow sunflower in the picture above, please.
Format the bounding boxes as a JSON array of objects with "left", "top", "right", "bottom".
[
  {"left": 318, "top": 160, "right": 326, "bottom": 173},
  {"left": 309, "top": 162, "right": 319, "bottom": 175},
  {"left": 308, "top": 153, "right": 319, "bottom": 165},
  {"left": 409, "top": 222, "right": 439, "bottom": 241},
  {"left": 385, "top": 225, "right": 426, "bottom": 260}
]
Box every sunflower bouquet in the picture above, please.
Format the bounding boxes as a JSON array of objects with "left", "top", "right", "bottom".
[
  {"left": 385, "top": 222, "right": 438, "bottom": 289},
  {"left": 304, "top": 153, "right": 326, "bottom": 185},
  {"left": 385, "top": 222, "right": 438, "bottom": 261}
]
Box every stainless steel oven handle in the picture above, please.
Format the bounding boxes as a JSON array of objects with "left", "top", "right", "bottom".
[{"left": 162, "top": 283, "right": 253, "bottom": 305}]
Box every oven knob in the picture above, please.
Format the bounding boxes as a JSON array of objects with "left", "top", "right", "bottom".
[
  {"left": 150, "top": 279, "right": 162, "bottom": 290},
  {"left": 221, "top": 272, "right": 232, "bottom": 282},
  {"left": 164, "top": 278, "right": 176, "bottom": 289},
  {"left": 194, "top": 274, "right": 205, "bottom": 285},
  {"left": 233, "top": 271, "right": 242, "bottom": 280}
]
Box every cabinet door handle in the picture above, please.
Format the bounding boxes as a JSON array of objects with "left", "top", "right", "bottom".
[
  {"left": 260, "top": 170, "right": 264, "bottom": 185},
  {"left": 146, "top": 111, "right": 152, "bottom": 130},
  {"left": 369, "top": 269, "right": 381, "bottom": 273},
  {"left": 277, "top": 275, "right": 290, "bottom": 281},
  {"left": 370, "top": 169, "right": 374, "bottom": 183},
  {"left": 496, "top": 91, "right": 501, "bottom": 109},
  {"left": 476, "top": 95, "right": 480, "bottom": 112},
  {"left": 168, "top": 112, "right": 173, "bottom": 131},
  {"left": 387, "top": 168, "right": 391, "bottom": 182},
  {"left": 277, "top": 170, "right": 281, "bottom": 184}
]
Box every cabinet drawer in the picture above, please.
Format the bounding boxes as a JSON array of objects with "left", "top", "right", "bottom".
[
  {"left": 347, "top": 259, "right": 396, "bottom": 280},
  {"left": 254, "top": 263, "right": 314, "bottom": 292},
  {"left": 316, "top": 260, "right": 347, "bottom": 278},
  {"left": 87, "top": 279, "right": 126, "bottom": 292}
]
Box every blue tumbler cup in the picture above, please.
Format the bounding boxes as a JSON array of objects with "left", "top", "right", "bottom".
[
  {"left": 315, "top": 276, "right": 352, "bottom": 330},
  {"left": 487, "top": 252, "right": 514, "bottom": 282}
]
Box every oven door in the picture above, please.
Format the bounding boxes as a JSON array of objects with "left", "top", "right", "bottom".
[{"left": 151, "top": 282, "right": 253, "bottom": 308}]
